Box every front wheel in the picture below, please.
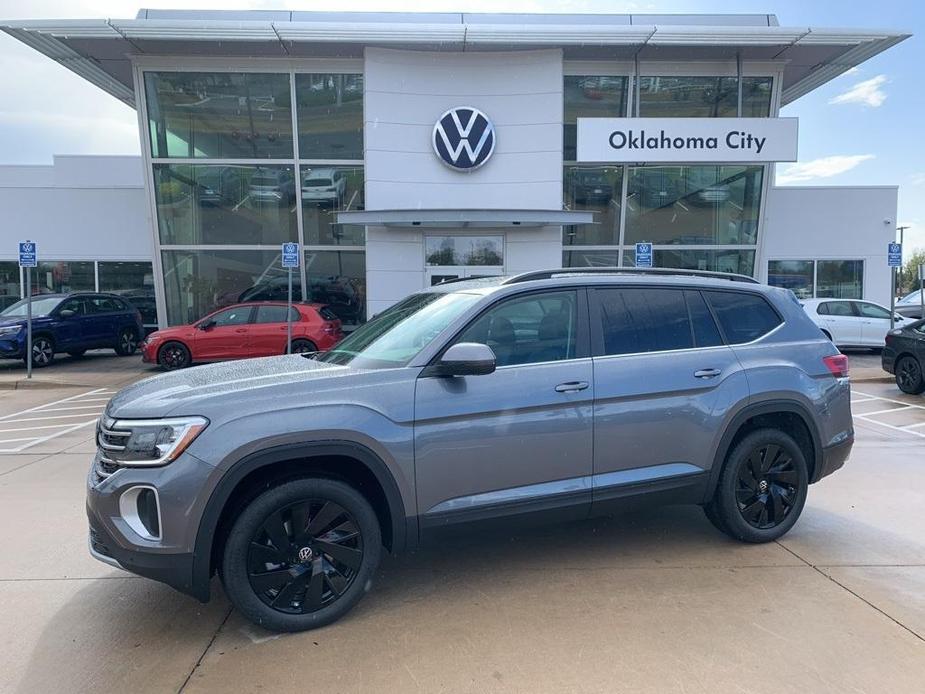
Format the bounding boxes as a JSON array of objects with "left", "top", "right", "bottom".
[
  {"left": 896, "top": 355, "right": 925, "bottom": 394},
  {"left": 221, "top": 478, "right": 381, "bottom": 632},
  {"left": 114, "top": 328, "right": 137, "bottom": 356},
  {"left": 704, "top": 429, "right": 809, "bottom": 543},
  {"left": 26, "top": 336, "right": 55, "bottom": 368}
]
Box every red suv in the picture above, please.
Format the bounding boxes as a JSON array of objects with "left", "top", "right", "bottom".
[{"left": 142, "top": 302, "right": 342, "bottom": 370}]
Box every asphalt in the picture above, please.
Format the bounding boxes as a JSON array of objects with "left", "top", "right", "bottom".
[{"left": 0, "top": 358, "right": 922, "bottom": 693}]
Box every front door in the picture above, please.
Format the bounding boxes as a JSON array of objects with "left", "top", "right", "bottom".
[
  {"left": 414, "top": 289, "right": 593, "bottom": 527},
  {"left": 193, "top": 305, "right": 254, "bottom": 361},
  {"left": 424, "top": 234, "right": 505, "bottom": 287},
  {"left": 854, "top": 301, "right": 893, "bottom": 347}
]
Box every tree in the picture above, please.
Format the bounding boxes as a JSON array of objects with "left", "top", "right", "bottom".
[{"left": 901, "top": 250, "right": 925, "bottom": 294}]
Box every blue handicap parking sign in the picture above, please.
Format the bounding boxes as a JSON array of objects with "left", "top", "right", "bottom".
[
  {"left": 635, "top": 242, "right": 653, "bottom": 268},
  {"left": 281, "top": 242, "right": 300, "bottom": 268},
  {"left": 888, "top": 242, "right": 902, "bottom": 268},
  {"left": 18, "top": 241, "right": 37, "bottom": 268}
]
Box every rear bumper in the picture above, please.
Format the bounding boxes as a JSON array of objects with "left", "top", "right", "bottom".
[
  {"left": 882, "top": 347, "right": 897, "bottom": 374},
  {"left": 814, "top": 435, "right": 853, "bottom": 483}
]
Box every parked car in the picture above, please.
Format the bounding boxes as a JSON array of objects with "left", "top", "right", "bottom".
[
  {"left": 141, "top": 301, "right": 342, "bottom": 370},
  {"left": 301, "top": 168, "right": 347, "bottom": 206},
  {"left": 0, "top": 292, "right": 143, "bottom": 367},
  {"left": 248, "top": 169, "right": 295, "bottom": 205},
  {"left": 89, "top": 268, "right": 853, "bottom": 632},
  {"left": 801, "top": 298, "right": 909, "bottom": 348},
  {"left": 895, "top": 290, "right": 924, "bottom": 320},
  {"left": 882, "top": 318, "right": 925, "bottom": 394}
]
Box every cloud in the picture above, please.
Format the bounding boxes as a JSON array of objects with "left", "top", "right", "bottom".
[
  {"left": 829, "top": 75, "right": 889, "bottom": 107},
  {"left": 912, "top": 173, "right": 925, "bottom": 186},
  {"left": 777, "top": 155, "right": 875, "bottom": 185},
  {"left": 836, "top": 66, "right": 860, "bottom": 79}
]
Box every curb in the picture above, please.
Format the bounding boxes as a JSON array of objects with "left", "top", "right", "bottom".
[{"left": 0, "top": 380, "right": 110, "bottom": 391}]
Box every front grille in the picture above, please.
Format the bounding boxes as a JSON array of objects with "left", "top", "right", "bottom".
[
  {"left": 89, "top": 528, "right": 113, "bottom": 558},
  {"left": 95, "top": 417, "right": 129, "bottom": 480}
]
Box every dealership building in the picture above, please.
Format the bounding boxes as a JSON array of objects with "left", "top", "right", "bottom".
[{"left": 0, "top": 10, "right": 909, "bottom": 329}]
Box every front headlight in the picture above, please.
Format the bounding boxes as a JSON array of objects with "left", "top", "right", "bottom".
[
  {"left": 0, "top": 325, "right": 23, "bottom": 337},
  {"left": 98, "top": 416, "right": 208, "bottom": 467}
]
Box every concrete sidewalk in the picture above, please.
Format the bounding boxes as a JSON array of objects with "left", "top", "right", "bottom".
[{"left": 0, "top": 351, "right": 156, "bottom": 390}]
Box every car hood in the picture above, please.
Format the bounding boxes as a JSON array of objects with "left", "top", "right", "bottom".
[
  {"left": 107, "top": 355, "right": 363, "bottom": 419},
  {"left": 0, "top": 318, "right": 26, "bottom": 329}
]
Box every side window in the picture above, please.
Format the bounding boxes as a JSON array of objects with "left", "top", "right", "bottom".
[
  {"left": 255, "top": 305, "right": 295, "bottom": 323},
  {"left": 855, "top": 302, "right": 891, "bottom": 320},
  {"left": 59, "top": 298, "right": 85, "bottom": 315},
  {"left": 826, "top": 301, "right": 855, "bottom": 317},
  {"left": 89, "top": 297, "right": 118, "bottom": 313},
  {"left": 685, "top": 290, "right": 723, "bottom": 347},
  {"left": 816, "top": 303, "right": 830, "bottom": 316},
  {"left": 595, "top": 288, "right": 695, "bottom": 355},
  {"left": 209, "top": 307, "right": 251, "bottom": 327},
  {"left": 454, "top": 291, "right": 578, "bottom": 367},
  {"left": 703, "top": 291, "right": 782, "bottom": 344}
]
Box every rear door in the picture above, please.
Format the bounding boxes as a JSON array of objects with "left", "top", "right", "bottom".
[
  {"left": 86, "top": 296, "right": 120, "bottom": 347},
  {"left": 818, "top": 301, "right": 861, "bottom": 346},
  {"left": 193, "top": 306, "right": 254, "bottom": 361},
  {"left": 414, "top": 289, "right": 594, "bottom": 526},
  {"left": 589, "top": 287, "right": 745, "bottom": 512},
  {"left": 250, "top": 304, "right": 297, "bottom": 356}
]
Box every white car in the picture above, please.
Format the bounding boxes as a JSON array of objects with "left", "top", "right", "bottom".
[
  {"left": 301, "top": 168, "right": 346, "bottom": 206},
  {"left": 801, "top": 298, "right": 909, "bottom": 348}
]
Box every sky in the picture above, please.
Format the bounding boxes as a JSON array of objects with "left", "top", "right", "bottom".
[{"left": 0, "top": 0, "right": 922, "bottom": 251}]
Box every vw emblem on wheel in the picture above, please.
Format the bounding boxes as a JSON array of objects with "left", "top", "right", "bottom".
[
  {"left": 432, "top": 106, "right": 496, "bottom": 171},
  {"left": 297, "top": 546, "right": 313, "bottom": 562}
]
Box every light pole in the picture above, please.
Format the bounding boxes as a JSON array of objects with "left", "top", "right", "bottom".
[{"left": 891, "top": 226, "right": 911, "bottom": 330}]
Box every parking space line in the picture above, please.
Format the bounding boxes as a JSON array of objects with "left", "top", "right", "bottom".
[
  {"left": 858, "top": 406, "right": 915, "bottom": 417},
  {"left": 0, "top": 436, "right": 43, "bottom": 445},
  {"left": 854, "top": 415, "right": 925, "bottom": 439},
  {"left": 0, "top": 423, "right": 97, "bottom": 434},
  {"left": 0, "top": 413, "right": 104, "bottom": 423},
  {"left": 0, "top": 419, "right": 98, "bottom": 453},
  {"left": 851, "top": 389, "right": 925, "bottom": 440},
  {"left": 0, "top": 388, "right": 107, "bottom": 423},
  {"left": 32, "top": 404, "right": 107, "bottom": 413}
]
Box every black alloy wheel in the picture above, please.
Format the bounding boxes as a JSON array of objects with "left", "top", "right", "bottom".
[
  {"left": 222, "top": 478, "right": 381, "bottom": 632},
  {"left": 28, "top": 336, "right": 55, "bottom": 367},
  {"left": 896, "top": 356, "right": 925, "bottom": 395},
  {"left": 289, "top": 339, "right": 317, "bottom": 355},
  {"left": 157, "top": 341, "right": 191, "bottom": 370},
  {"left": 704, "top": 428, "right": 808, "bottom": 543},
  {"left": 115, "top": 328, "right": 137, "bottom": 356}
]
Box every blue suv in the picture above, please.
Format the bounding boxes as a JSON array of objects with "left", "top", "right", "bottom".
[{"left": 0, "top": 293, "right": 144, "bottom": 367}]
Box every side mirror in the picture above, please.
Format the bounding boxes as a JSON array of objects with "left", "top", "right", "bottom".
[
  {"left": 58, "top": 309, "right": 76, "bottom": 318},
  {"left": 428, "top": 342, "right": 496, "bottom": 377},
  {"left": 198, "top": 319, "right": 216, "bottom": 330}
]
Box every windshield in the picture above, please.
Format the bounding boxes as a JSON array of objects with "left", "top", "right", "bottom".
[
  {"left": 315, "top": 291, "right": 482, "bottom": 369},
  {"left": 305, "top": 178, "right": 332, "bottom": 187},
  {"left": 898, "top": 290, "right": 922, "bottom": 304},
  {"left": 1, "top": 296, "right": 62, "bottom": 318}
]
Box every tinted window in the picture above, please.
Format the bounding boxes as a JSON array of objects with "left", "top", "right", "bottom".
[
  {"left": 255, "top": 305, "right": 298, "bottom": 323},
  {"left": 597, "top": 288, "right": 694, "bottom": 355},
  {"left": 704, "top": 291, "right": 781, "bottom": 344},
  {"left": 208, "top": 307, "right": 251, "bottom": 327},
  {"left": 825, "top": 302, "right": 855, "bottom": 317},
  {"left": 685, "top": 291, "right": 723, "bottom": 347},
  {"left": 816, "top": 303, "right": 829, "bottom": 316},
  {"left": 89, "top": 297, "right": 119, "bottom": 313},
  {"left": 318, "top": 306, "right": 339, "bottom": 321},
  {"left": 855, "top": 302, "right": 891, "bottom": 320},
  {"left": 455, "top": 291, "right": 578, "bottom": 367},
  {"left": 58, "top": 298, "right": 86, "bottom": 316}
]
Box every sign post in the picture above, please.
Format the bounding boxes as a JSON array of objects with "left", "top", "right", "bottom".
[
  {"left": 888, "top": 241, "right": 902, "bottom": 330},
  {"left": 281, "top": 242, "right": 300, "bottom": 354},
  {"left": 18, "top": 241, "right": 37, "bottom": 379},
  {"left": 635, "top": 242, "right": 653, "bottom": 269},
  {"left": 919, "top": 263, "right": 924, "bottom": 319}
]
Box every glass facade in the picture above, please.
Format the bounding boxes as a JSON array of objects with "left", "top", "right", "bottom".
[
  {"left": 99, "top": 261, "right": 158, "bottom": 329},
  {"left": 30, "top": 261, "right": 95, "bottom": 295},
  {"left": 145, "top": 70, "right": 366, "bottom": 328},
  {"left": 638, "top": 76, "right": 772, "bottom": 118},
  {"left": 563, "top": 76, "right": 628, "bottom": 160},
  {"left": 769, "top": 260, "right": 863, "bottom": 300},
  {"left": 0, "top": 262, "right": 19, "bottom": 311},
  {"left": 563, "top": 166, "right": 623, "bottom": 246},
  {"left": 626, "top": 249, "right": 756, "bottom": 276},
  {"left": 425, "top": 236, "right": 504, "bottom": 266}
]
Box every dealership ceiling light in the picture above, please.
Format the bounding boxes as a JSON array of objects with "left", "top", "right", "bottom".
[{"left": 0, "top": 11, "right": 909, "bottom": 109}]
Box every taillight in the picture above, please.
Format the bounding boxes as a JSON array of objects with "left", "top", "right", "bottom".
[
  {"left": 823, "top": 354, "right": 849, "bottom": 379},
  {"left": 322, "top": 323, "right": 336, "bottom": 335}
]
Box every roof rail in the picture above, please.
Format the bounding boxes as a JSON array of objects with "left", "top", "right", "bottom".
[{"left": 502, "top": 267, "right": 760, "bottom": 285}]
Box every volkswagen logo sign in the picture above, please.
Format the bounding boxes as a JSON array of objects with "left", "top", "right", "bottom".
[{"left": 432, "top": 106, "right": 496, "bottom": 172}]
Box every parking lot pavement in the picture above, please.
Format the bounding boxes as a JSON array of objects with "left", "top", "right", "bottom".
[
  {"left": 0, "top": 351, "right": 156, "bottom": 391},
  {"left": 1, "top": 380, "right": 924, "bottom": 693}
]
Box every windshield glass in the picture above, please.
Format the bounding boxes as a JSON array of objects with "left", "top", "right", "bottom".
[
  {"left": 1, "top": 296, "right": 61, "bottom": 318},
  {"left": 305, "top": 178, "right": 332, "bottom": 187},
  {"left": 899, "top": 290, "right": 922, "bottom": 304},
  {"left": 315, "top": 291, "right": 481, "bottom": 369}
]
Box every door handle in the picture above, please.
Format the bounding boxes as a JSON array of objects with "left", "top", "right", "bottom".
[
  {"left": 694, "top": 368, "right": 722, "bottom": 379},
  {"left": 235, "top": 328, "right": 248, "bottom": 333},
  {"left": 555, "top": 381, "right": 589, "bottom": 393}
]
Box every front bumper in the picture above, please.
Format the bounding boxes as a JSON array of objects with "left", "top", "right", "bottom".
[
  {"left": 0, "top": 335, "right": 25, "bottom": 358},
  {"left": 86, "top": 449, "right": 217, "bottom": 601}
]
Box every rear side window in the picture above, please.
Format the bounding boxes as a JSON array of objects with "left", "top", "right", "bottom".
[
  {"left": 685, "top": 291, "right": 723, "bottom": 347},
  {"left": 255, "top": 305, "right": 298, "bottom": 323},
  {"left": 816, "top": 303, "right": 829, "bottom": 316},
  {"left": 703, "top": 291, "right": 781, "bottom": 344},
  {"left": 318, "top": 306, "right": 340, "bottom": 321},
  {"left": 89, "top": 297, "right": 118, "bottom": 313}
]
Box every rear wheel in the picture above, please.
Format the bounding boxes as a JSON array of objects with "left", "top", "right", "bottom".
[
  {"left": 114, "top": 328, "right": 137, "bottom": 356},
  {"left": 26, "top": 336, "right": 55, "bottom": 368},
  {"left": 896, "top": 356, "right": 925, "bottom": 394},
  {"left": 221, "top": 478, "right": 381, "bottom": 632},
  {"left": 289, "top": 339, "right": 317, "bottom": 355},
  {"left": 704, "top": 428, "right": 808, "bottom": 543},
  {"left": 157, "top": 341, "right": 191, "bottom": 370}
]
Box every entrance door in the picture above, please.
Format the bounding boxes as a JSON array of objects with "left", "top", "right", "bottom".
[{"left": 424, "top": 234, "right": 504, "bottom": 286}]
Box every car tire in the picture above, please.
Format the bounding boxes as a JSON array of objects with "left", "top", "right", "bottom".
[
  {"left": 704, "top": 428, "right": 809, "bottom": 543},
  {"left": 26, "top": 335, "right": 55, "bottom": 368},
  {"left": 289, "top": 339, "right": 317, "bottom": 355},
  {"left": 221, "top": 478, "right": 381, "bottom": 633},
  {"left": 67, "top": 349, "right": 86, "bottom": 358},
  {"left": 157, "top": 341, "right": 191, "bottom": 370},
  {"left": 896, "top": 355, "right": 925, "bottom": 395},
  {"left": 114, "top": 328, "right": 138, "bottom": 356}
]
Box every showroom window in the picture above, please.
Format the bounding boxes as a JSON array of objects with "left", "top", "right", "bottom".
[
  {"left": 296, "top": 74, "right": 364, "bottom": 160},
  {"left": 563, "top": 75, "right": 628, "bottom": 161},
  {"left": 767, "top": 260, "right": 863, "bottom": 299},
  {"left": 98, "top": 261, "right": 157, "bottom": 330},
  {"left": 625, "top": 248, "right": 756, "bottom": 276},
  {"left": 29, "top": 261, "right": 94, "bottom": 295},
  {"left": 425, "top": 236, "right": 503, "bottom": 267},
  {"left": 0, "top": 262, "right": 19, "bottom": 311},
  {"left": 563, "top": 166, "right": 624, "bottom": 246},
  {"left": 637, "top": 76, "right": 772, "bottom": 118}
]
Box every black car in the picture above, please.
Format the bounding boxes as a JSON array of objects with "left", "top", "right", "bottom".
[{"left": 882, "top": 318, "right": 925, "bottom": 394}]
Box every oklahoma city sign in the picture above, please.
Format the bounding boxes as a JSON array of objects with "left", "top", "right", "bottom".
[{"left": 576, "top": 117, "right": 799, "bottom": 163}]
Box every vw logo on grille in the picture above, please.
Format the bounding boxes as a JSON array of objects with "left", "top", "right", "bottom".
[{"left": 432, "top": 106, "right": 496, "bottom": 171}]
